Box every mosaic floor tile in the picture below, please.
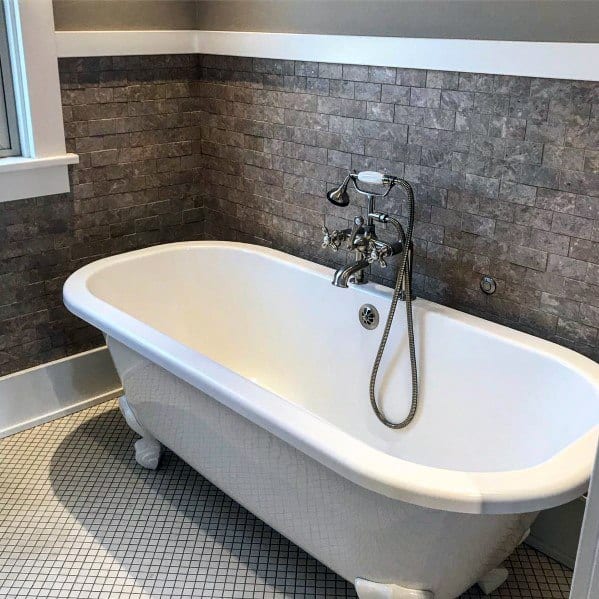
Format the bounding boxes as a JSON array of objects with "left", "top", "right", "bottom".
[{"left": 0, "top": 400, "right": 572, "bottom": 598}]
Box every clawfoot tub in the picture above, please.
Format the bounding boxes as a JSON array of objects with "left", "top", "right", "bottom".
[{"left": 64, "top": 242, "right": 599, "bottom": 598}]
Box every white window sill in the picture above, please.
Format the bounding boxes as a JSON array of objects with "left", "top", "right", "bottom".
[{"left": 0, "top": 153, "right": 79, "bottom": 203}]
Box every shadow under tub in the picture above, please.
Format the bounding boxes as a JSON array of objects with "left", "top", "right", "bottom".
[{"left": 48, "top": 406, "right": 358, "bottom": 598}]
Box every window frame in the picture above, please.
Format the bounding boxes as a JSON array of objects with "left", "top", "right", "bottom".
[
  {"left": 0, "top": 0, "right": 78, "bottom": 203},
  {"left": 0, "top": 0, "right": 19, "bottom": 158}
]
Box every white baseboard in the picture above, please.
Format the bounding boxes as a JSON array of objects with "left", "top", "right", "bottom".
[
  {"left": 54, "top": 30, "right": 599, "bottom": 82},
  {"left": 0, "top": 346, "right": 123, "bottom": 439}
]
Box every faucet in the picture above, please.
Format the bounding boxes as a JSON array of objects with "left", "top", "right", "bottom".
[
  {"left": 323, "top": 170, "right": 420, "bottom": 430},
  {"left": 331, "top": 257, "right": 371, "bottom": 288},
  {"left": 322, "top": 171, "right": 407, "bottom": 289}
]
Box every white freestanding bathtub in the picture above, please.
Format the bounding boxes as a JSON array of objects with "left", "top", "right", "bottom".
[{"left": 64, "top": 241, "right": 599, "bottom": 599}]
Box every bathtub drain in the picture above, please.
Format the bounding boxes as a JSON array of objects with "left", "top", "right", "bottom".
[{"left": 359, "top": 304, "right": 379, "bottom": 330}]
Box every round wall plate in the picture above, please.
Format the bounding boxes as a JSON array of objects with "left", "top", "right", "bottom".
[{"left": 480, "top": 275, "right": 497, "bottom": 295}]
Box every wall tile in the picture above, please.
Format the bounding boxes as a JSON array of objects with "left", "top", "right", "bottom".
[{"left": 2, "top": 55, "right": 599, "bottom": 374}]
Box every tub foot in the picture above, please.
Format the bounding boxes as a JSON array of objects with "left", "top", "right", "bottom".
[
  {"left": 134, "top": 436, "right": 162, "bottom": 470},
  {"left": 477, "top": 567, "right": 508, "bottom": 595},
  {"left": 355, "top": 578, "right": 433, "bottom": 599},
  {"left": 118, "top": 395, "right": 162, "bottom": 469}
]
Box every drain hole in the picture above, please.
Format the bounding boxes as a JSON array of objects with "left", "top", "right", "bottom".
[{"left": 359, "top": 304, "right": 379, "bottom": 330}]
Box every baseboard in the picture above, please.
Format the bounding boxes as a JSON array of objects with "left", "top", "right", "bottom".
[{"left": 0, "top": 346, "right": 123, "bottom": 439}]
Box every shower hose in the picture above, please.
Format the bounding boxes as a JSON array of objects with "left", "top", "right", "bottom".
[{"left": 369, "top": 178, "right": 419, "bottom": 429}]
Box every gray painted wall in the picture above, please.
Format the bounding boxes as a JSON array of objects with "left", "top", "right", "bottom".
[
  {"left": 53, "top": 0, "right": 198, "bottom": 30},
  {"left": 52, "top": 0, "right": 599, "bottom": 43},
  {"left": 194, "top": 1, "right": 599, "bottom": 43}
]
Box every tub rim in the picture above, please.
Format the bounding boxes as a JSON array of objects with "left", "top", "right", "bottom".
[{"left": 63, "top": 240, "right": 599, "bottom": 515}]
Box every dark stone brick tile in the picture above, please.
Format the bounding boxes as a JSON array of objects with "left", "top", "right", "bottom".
[
  {"left": 318, "top": 62, "right": 342, "bottom": 79},
  {"left": 462, "top": 213, "right": 495, "bottom": 237},
  {"left": 525, "top": 123, "right": 565, "bottom": 144},
  {"left": 575, "top": 194, "right": 599, "bottom": 219},
  {"left": 394, "top": 105, "right": 425, "bottom": 126},
  {"left": 536, "top": 187, "right": 577, "bottom": 213},
  {"left": 513, "top": 205, "right": 553, "bottom": 231},
  {"left": 494, "top": 75, "right": 531, "bottom": 97},
  {"left": 366, "top": 102, "right": 394, "bottom": 122},
  {"left": 585, "top": 150, "right": 599, "bottom": 174},
  {"left": 488, "top": 116, "right": 526, "bottom": 140},
  {"left": 421, "top": 108, "right": 455, "bottom": 131},
  {"left": 354, "top": 119, "right": 408, "bottom": 142},
  {"left": 354, "top": 82, "right": 381, "bottom": 101},
  {"left": 455, "top": 111, "right": 489, "bottom": 135},
  {"left": 473, "top": 92, "right": 509, "bottom": 116},
  {"left": 306, "top": 77, "right": 330, "bottom": 96},
  {"left": 494, "top": 221, "right": 531, "bottom": 246},
  {"left": 572, "top": 82, "right": 599, "bottom": 104},
  {"left": 253, "top": 58, "right": 294, "bottom": 76},
  {"left": 342, "top": 64, "right": 369, "bottom": 82},
  {"left": 499, "top": 180, "right": 537, "bottom": 206},
  {"left": 381, "top": 84, "right": 411, "bottom": 105},
  {"left": 421, "top": 148, "right": 453, "bottom": 169},
  {"left": 547, "top": 253, "right": 588, "bottom": 280},
  {"left": 548, "top": 99, "right": 592, "bottom": 127},
  {"left": 426, "top": 70, "right": 460, "bottom": 90},
  {"left": 566, "top": 122, "right": 599, "bottom": 149},
  {"left": 368, "top": 66, "right": 396, "bottom": 84},
  {"left": 396, "top": 68, "right": 426, "bottom": 87},
  {"left": 509, "top": 245, "right": 548, "bottom": 270},
  {"left": 580, "top": 303, "right": 599, "bottom": 328},
  {"left": 410, "top": 87, "right": 441, "bottom": 108},
  {"left": 540, "top": 292, "right": 580, "bottom": 319},
  {"left": 530, "top": 78, "right": 572, "bottom": 102},
  {"left": 513, "top": 164, "right": 560, "bottom": 189},
  {"left": 329, "top": 79, "right": 355, "bottom": 99},
  {"left": 464, "top": 174, "right": 500, "bottom": 199},
  {"left": 431, "top": 206, "right": 461, "bottom": 228},
  {"left": 503, "top": 140, "right": 543, "bottom": 165},
  {"left": 458, "top": 73, "right": 494, "bottom": 93},
  {"left": 560, "top": 170, "right": 599, "bottom": 197},
  {"left": 570, "top": 239, "right": 599, "bottom": 264},
  {"left": 294, "top": 61, "right": 319, "bottom": 77},
  {"left": 552, "top": 212, "right": 594, "bottom": 239},
  {"left": 476, "top": 198, "right": 514, "bottom": 222},
  {"left": 529, "top": 228, "right": 570, "bottom": 256},
  {"left": 557, "top": 317, "right": 597, "bottom": 345},
  {"left": 509, "top": 97, "right": 549, "bottom": 122},
  {"left": 543, "top": 145, "right": 585, "bottom": 171}
]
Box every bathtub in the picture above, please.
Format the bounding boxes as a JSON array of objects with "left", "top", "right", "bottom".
[{"left": 64, "top": 241, "right": 599, "bottom": 599}]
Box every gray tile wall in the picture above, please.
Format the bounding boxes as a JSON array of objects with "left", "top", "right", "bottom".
[
  {"left": 0, "top": 56, "right": 204, "bottom": 376},
  {"left": 196, "top": 56, "right": 599, "bottom": 361},
  {"left": 1, "top": 54, "right": 598, "bottom": 376}
]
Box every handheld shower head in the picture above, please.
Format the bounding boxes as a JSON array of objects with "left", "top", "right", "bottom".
[
  {"left": 326, "top": 174, "right": 351, "bottom": 206},
  {"left": 326, "top": 171, "right": 401, "bottom": 208}
]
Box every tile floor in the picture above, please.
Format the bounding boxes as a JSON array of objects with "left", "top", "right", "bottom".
[{"left": 0, "top": 400, "right": 572, "bottom": 598}]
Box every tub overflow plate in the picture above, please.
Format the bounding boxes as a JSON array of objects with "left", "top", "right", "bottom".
[
  {"left": 359, "top": 304, "right": 379, "bottom": 330},
  {"left": 480, "top": 275, "right": 497, "bottom": 295}
]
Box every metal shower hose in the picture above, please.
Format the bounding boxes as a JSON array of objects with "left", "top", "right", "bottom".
[{"left": 369, "top": 178, "right": 419, "bottom": 428}]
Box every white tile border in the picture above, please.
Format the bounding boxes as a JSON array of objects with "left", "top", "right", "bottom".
[
  {"left": 0, "top": 346, "right": 123, "bottom": 438},
  {"left": 55, "top": 29, "right": 599, "bottom": 81}
]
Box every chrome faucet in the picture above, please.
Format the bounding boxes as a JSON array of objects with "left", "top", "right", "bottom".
[
  {"left": 322, "top": 171, "right": 407, "bottom": 288},
  {"left": 323, "top": 170, "right": 420, "bottom": 430}
]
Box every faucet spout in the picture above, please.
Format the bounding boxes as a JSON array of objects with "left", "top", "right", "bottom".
[{"left": 332, "top": 259, "right": 370, "bottom": 288}]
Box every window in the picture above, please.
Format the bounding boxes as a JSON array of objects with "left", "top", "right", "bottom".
[
  {"left": 0, "top": 0, "right": 78, "bottom": 203},
  {"left": 0, "top": 1, "right": 19, "bottom": 158}
]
